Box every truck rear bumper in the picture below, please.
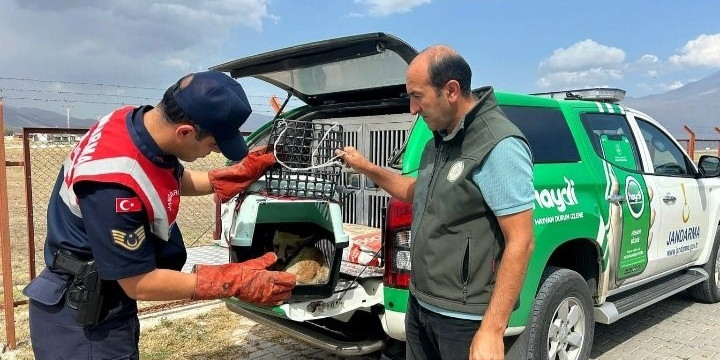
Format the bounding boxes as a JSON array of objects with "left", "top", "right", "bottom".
[{"left": 225, "top": 302, "right": 385, "bottom": 356}]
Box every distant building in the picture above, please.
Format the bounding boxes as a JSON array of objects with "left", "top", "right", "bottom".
[{"left": 24, "top": 133, "right": 82, "bottom": 143}]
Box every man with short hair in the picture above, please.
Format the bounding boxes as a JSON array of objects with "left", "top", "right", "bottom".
[
  {"left": 24, "top": 70, "right": 296, "bottom": 360},
  {"left": 337, "top": 46, "right": 534, "bottom": 359}
]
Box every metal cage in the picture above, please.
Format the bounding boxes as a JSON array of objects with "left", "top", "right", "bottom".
[{"left": 265, "top": 119, "right": 344, "bottom": 200}]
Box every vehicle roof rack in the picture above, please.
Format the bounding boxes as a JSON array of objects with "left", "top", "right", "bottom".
[{"left": 531, "top": 87, "right": 626, "bottom": 103}]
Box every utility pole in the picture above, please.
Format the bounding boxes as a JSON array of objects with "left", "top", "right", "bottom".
[{"left": 66, "top": 106, "right": 70, "bottom": 128}]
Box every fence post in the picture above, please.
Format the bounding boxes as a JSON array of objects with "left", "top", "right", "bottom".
[
  {"left": 0, "top": 99, "right": 17, "bottom": 349},
  {"left": 269, "top": 95, "right": 282, "bottom": 115},
  {"left": 683, "top": 125, "right": 695, "bottom": 160},
  {"left": 716, "top": 127, "right": 720, "bottom": 157},
  {"left": 22, "top": 128, "right": 37, "bottom": 280}
]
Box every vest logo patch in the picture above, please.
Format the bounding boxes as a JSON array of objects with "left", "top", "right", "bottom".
[
  {"left": 111, "top": 226, "right": 146, "bottom": 251},
  {"left": 447, "top": 161, "right": 464, "bottom": 183},
  {"left": 116, "top": 197, "right": 142, "bottom": 213}
]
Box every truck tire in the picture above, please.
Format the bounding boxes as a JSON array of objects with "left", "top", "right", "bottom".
[
  {"left": 688, "top": 226, "right": 720, "bottom": 303},
  {"left": 527, "top": 267, "right": 594, "bottom": 360}
]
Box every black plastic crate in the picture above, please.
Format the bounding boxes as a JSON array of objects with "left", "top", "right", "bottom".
[
  {"left": 265, "top": 119, "right": 343, "bottom": 200},
  {"left": 285, "top": 237, "right": 344, "bottom": 302}
]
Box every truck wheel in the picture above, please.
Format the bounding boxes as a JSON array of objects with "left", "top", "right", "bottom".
[
  {"left": 527, "top": 267, "right": 594, "bottom": 360},
  {"left": 688, "top": 226, "right": 720, "bottom": 303}
]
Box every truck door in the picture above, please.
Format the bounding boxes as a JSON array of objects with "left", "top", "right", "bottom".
[
  {"left": 633, "top": 116, "right": 709, "bottom": 274},
  {"left": 581, "top": 112, "right": 652, "bottom": 287},
  {"left": 327, "top": 115, "right": 413, "bottom": 228}
]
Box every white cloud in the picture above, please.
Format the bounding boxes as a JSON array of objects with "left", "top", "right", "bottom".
[
  {"left": 15, "top": 0, "right": 274, "bottom": 31},
  {"left": 636, "top": 54, "right": 659, "bottom": 66},
  {"left": 669, "top": 33, "right": 720, "bottom": 67},
  {"left": 537, "top": 68, "right": 623, "bottom": 89},
  {"left": 539, "top": 39, "right": 625, "bottom": 72},
  {"left": 537, "top": 39, "right": 625, "bottom": 89},
  {"left": 0, "top": 0, "right": 279, "bottom": 117},
  {"left": 627, "top": 54, "right": 661, "bottom": 78},
  {"left": 161, "top": 57, "right": 192, "bottom": 72},
  {"left": 660, "top": 81, "right": 685, "bottom": 91},
  {"left": 0, "top": 0, "right": 277, "bottom": 85},
  {"left": 355, "top": 0, "right": 432, "bottom": 16}
]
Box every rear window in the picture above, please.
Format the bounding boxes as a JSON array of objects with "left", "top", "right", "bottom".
[
  {"left": 580, "top": 113, "right": 643, "bottom": 171},
  {"left": 500, "top": 106, "right": 580, "bottom": 163},
  {"left": 260, "top": 50, "right": 409, "bottom": 96}
]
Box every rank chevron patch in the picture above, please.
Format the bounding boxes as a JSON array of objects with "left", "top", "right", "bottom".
[{"left": 111, "top": 226, "right": 146, "bottom": 251}]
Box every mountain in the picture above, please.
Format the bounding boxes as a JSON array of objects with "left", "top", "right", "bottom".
[
  {"left": 623, "top": 71, "right": 720, "bottom": 140},
  {"left": 242, "top": 112, "right": 274, "bottom": 132},
  {"left": 1, "top": 105, "right": 273, "bottom": 134},
  {"left": 2, "top": 106, "right": 96, "bottom": 130}
]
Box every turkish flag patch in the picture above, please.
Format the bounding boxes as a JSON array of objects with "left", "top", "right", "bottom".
[{"left": 115, "top": 197, "right": 142, "bottom": 213}]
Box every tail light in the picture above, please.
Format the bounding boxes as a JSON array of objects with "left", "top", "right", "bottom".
[{"left": 383, "top": 198, "right": 412, "bottom": 288}]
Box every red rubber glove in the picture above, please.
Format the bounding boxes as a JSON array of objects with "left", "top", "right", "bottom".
[
  {"left": 192, "top": 252, "right": 296, "bottom": 304},
  {"left": 209, "top": 145, "right": 276, "bottom": 203}
]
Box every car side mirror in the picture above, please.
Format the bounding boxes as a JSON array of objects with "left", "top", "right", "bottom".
[{"left": 698, "top": 155, "right": 720, "bottom": 177}]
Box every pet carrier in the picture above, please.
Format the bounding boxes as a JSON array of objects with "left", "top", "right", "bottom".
[{"left": 226, "top": 194, "right": 349, "bottom": 302}]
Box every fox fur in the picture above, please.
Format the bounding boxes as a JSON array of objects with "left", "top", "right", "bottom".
[{"left": 273, "top": 231, "right": 330, "bottom": 285}]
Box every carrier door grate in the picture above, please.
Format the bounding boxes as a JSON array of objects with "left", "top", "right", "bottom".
[
  {"left": 369, "top": 129, "right": 408, "bottom": 166},
  {"left": 341, "top": 129, "right": 359, "bottom": 224}
]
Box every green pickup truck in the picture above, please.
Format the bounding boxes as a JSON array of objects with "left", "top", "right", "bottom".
[{"left": 212, "top": 33, "right": 720, "bottom": 360}]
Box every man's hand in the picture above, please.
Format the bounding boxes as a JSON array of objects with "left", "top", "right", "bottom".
[
  {"left": 192, "top": 252, "right": 296, "bottom": 304},
  {"left": 209, "top": 145, "right": 276, "bottom": 203},
  {"left": 469, "top": 328, "right": 505, "bottom": 360},
  {"left": 335, "top": 146, "right": 416, "bottom": 202},
  {"left": 334, "top": 146, "right": 370, "bottom": 172}
]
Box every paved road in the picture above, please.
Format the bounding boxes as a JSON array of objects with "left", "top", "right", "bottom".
[
  {"left": 231, "top": 293, "right": 720, "bottom": 360},
  {"left": 591, "top": 293, "right": 720, "bottom": 360}
]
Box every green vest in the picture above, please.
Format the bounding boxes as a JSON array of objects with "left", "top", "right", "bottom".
[{"left": 410, "top": 87, "right": 526, "bottom": 315}]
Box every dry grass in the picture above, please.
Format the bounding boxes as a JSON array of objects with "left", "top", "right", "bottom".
[
  {"left": 4, "top": 305, "right": 270, "bottom": 360},
  {"left": 6, "top": 304, "right": 364, "bottom": 360},
  {"left": 139, "top": 307, "right": 256, "bottom": 360},
  {"left": 137, "top": 306, "right": 363, "bottom": 360}
]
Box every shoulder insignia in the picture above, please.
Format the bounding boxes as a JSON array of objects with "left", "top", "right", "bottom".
[
  {"left": 116, "top": 197, "right": 142, "bottom": 213},
  {"left": 111, "top": 226, "right": 146, "bottom": 251}
]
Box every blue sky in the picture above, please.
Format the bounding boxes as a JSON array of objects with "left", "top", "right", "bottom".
[{"left": 1, "top": 0, "right": 719, "bottom": 120}]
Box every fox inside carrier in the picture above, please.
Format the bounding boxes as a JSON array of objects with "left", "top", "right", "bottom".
[{"left": 223, "top": 118, "right": 352, "bottom": 302}]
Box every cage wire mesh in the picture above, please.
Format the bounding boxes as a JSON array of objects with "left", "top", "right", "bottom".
[{"left": 266, "top": 119, "right": 344, "bottom": 199}]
